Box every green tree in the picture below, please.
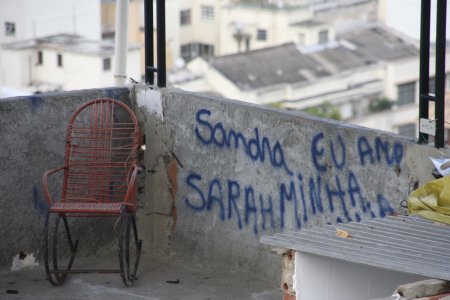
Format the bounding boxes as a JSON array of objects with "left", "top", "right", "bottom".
[
  {"left": 304, "top": 102, "right": 342, "bottom": 120},
  {"left": 369, "top": 97, "right": 393, "bottom": 113}
]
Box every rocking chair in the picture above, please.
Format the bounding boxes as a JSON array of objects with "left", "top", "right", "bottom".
[{"left": 42, "top": 98, "right": 142, "bottom": 286}]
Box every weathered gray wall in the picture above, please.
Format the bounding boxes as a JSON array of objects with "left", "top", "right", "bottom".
[
  {"left": 1, "top": 85, "right": 447, "bottom": 284},
  {"left": 134, "top": 85, "right": 447, "bottom": 282},
  {"left": 0, "top": 88, "right": 131, "bottom": 266}
]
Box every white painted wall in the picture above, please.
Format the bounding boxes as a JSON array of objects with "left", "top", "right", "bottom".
[
  {"left": 166, "top": 0, "right": 181, "bottom": 63},
  {"left": 174, "top": 0, "right": 360, "bottom": 62},
  {"left": 35, "top": 49, "right": 140, "bottom": 90},
  {"left": 353, "top": 104, "right": 418, "bottom": 134},
  {"left": 378, "top": 0, "right": 450, "bottom": 41},
  {"left": 219, "top": 5, "right": 312, "bottom": 55},
  {"left": 0, "top": 46, "right": 140, "bottom": 92},
  {"left": 184, "top": 56, "right": 382, "bottom": 120},
  {"left": 384, "top": 52, "right": 450, "bottom": 102},
  {"left": 284, "top": 66, "right": 381, "bottom": 107},
  {"left": 0, "top": 0, "right": 101, "bottom": 42},
  {"left": 294, "top": 25, "right": 335, "bottom": 47},
  {"left": 178, "top": 0, "right": 222, "bottom": 58},
  {"left": 182, "top": 45, "right": 450, "bottom": 128},
  {"left": 295, "top": 252, "right": 427, "bottom": 300},
  {"left": 0, "top": 49, "right": 33, "bottom": 88},
  {"left": 384, "top": 58, "right": 421, "bottom": 104},
  {"left": 348, "top": 51, "right": 450, "bottom": 136}
]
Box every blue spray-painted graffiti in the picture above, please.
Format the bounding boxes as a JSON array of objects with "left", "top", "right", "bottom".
[
  {"left": 184, "top": 109, "right": 402, "bottom": 234},
  {"left": 29, "top": 96, "right": 43, "bottom": 113},
  {"left": 195, "top": 109, "right": 293, "bottom": 175},
  {"left": 33, "top": 184, "right": 48, "bottom": 215},
  {"left": 358, "top": 136, "right": 403, "bottom": 166},
  {"left": 311, "top": 132, "right": 347, "bottom": 172}
]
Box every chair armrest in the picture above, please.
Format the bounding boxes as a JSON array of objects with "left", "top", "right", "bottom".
[
  {"left": 42, "top": 166, "right": 65, "bottom": 205},
  {"left": 124, "top": 164, "right": 142, "bottom": 209}
]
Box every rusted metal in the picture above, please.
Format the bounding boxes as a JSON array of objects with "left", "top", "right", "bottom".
[
  {"left": 42, "top": 98, "right": 142, "bottom": 286},
  {"left": 282, "top": 250, "right": 295, "bottom": 297}
]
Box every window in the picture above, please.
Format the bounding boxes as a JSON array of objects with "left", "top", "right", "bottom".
[
  {"left": 57, "top": 54, "right": 63, "bottom": 67},
  {"left": 199, "top": 44, "right": 214, "bottom": 57},
  {"left": 201, "top": 5, "right": 214, "bottom": 21},
  {"left": 397, "top": 82, "right": 416, "bottom": 105},
  {"left": 181, "top": 44, "right": 196, "bottom": 63},
  {"left": 180, "top": 9, "right": 191, "bottom": 26},
  {"left": 318, "top": 30, "right": 328, "bottom": 44},
  {"left": 103, "top": 58, "right": 111, "bottom": 71},
  {"left": 398, "top": 123, "right": 416, "bottom": 138},
  {"left": 180, "top": 43, "right": 214, "bottom": 62},
  {"left": 37, "top": 51, "right": 43, "bottom": 65},
  {"left": 5, "top": 22, "right": 15, "bottom": 36},
  {"left": 256, "top": 29, "right": 267, "bottom": 41},
  {"left": 298, "top": 33, "right": 305, "bottom": 46}
]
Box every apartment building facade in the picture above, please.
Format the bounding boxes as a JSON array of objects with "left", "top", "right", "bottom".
[
  {"left": 175, "top": 24, "right": 450, "bottom": 138},
  {"left": 0, "top": 34, "right": 141, "bottom": 94},
  {"left": 0, "top": 0, "right": 101, "bottom": 42}
]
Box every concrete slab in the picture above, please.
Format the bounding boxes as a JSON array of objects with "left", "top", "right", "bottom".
[{"left": 0, "top": 255, "right": 281, "bottom": 300}]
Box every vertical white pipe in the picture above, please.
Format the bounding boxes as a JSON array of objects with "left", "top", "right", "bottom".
[{"left": 114, "top": 0, "right": 129, "bottom": 86}]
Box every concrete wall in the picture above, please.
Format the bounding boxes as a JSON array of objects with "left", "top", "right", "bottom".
[
  {"left": 0, "top": 87, "right": 131, "bottom": 266},
  {"left": 134, "top": 85, "right": 448, "bottom": 282},
  {"left": 0, "top": 85, "right": 448, "bottom": 285}
]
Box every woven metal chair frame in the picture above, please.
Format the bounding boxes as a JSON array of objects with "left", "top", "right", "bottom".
[{"left": 42, "top": 98, "right": 142, "bottom": 286}]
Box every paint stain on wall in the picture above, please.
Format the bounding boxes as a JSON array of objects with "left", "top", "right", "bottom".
[
  {"left": 29, "top": 96, "right": 42, "bottom": 113},
  {"left": 33, "top": 184, "right": 48, "bottom": 215},
  {"left": 167, "top": 159, "right": 178, "bottom": 232}
]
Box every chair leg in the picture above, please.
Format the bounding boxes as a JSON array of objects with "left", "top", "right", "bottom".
[
  {"left": 130, "top": 216, "right": 143, "bottom": 280},
  {"left": 62, "top": 215, "right": 79, "bottom": 271},
  {"left": 53, "top": 216, "right": 79, "bottom": 282},
  {"left": 44, "top": 212, "right": 79, "bottom": 286},
  {"left": 119, "top": 211, "right": 142, "bottom": 287},
  {"left": 44, "top": 211, "right": 59, "bottom": 285}
]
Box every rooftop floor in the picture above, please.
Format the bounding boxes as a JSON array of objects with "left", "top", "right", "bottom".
[{"left": 0, "top": 255, "right": 281, "bottom": 300}]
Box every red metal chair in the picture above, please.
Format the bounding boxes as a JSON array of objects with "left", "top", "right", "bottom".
[{"left": 42, "top": 98, "right": 142, "bottom": 286}]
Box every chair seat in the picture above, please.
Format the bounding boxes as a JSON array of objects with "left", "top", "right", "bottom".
[{"left": 50, "top": 202, "right": 125, "bottom": 214}]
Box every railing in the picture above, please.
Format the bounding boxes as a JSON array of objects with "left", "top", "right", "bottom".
[
  {"left": 419, "top": 0, "right": 447, "bottom": 148},
  {"left": 144, "top": 0, "right": 166, "bottom": 87}
]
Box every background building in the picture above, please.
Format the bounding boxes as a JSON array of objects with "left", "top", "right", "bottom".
[
  {"left": 0, "top": 0, "right": 101, "bottom": 42},
  {"left": 0, "top": 34, "right": 141, "bottom": 94},
  {"left": 378, "top": 0, "right": 450, "bottom": 41},
  {"left": 0, "top": 0, "right": 143, "bottom": 96}
]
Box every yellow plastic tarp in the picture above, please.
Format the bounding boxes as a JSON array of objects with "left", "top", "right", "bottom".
[{"left": 408, "top": 176, "right": 450, "bottom": 224}]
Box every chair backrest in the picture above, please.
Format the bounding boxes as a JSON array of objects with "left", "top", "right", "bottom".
[{"left": 62, "top": 98, "right": 139, "bottom": 204}]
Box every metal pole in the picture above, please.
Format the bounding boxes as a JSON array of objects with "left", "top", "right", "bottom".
[
  {"left": 419, "top": 0, "right": 431, "bottom": 144},
  {"left": 435, "top": 0, "right": 447, "bottom": 148},
  {"left": 144, "top": 0, "right": 154, "bottom": 84},
  {"left": 156, "top": 0, "right": 166, "bottom": 87},
  {"left": 114, "top": 0, "right": 129, "bottom": 86}
]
